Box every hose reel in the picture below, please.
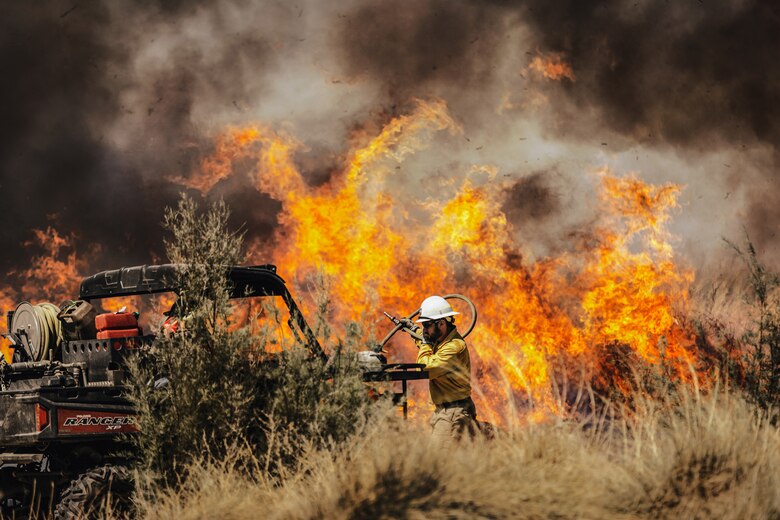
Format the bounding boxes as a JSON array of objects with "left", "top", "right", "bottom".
[{"left": 8, "top": 302, "right": 63, "bottom": 362}]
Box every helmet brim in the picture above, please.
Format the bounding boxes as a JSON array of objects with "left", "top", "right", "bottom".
[{"left": 415, "top": 310, "right": 459, "bottom": 323}]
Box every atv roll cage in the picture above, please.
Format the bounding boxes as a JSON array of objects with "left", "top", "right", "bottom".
[{"left": 79, "top": 263, "right": 326, "bottom": 360}]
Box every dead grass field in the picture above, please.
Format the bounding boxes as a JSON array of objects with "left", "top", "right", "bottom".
[{"left": 121, "top": 388, "right": 780, "bottom": 520}]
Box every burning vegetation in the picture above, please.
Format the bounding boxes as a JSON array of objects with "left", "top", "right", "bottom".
[
  {"left": 0, "top": 97, "right": 771, "bottom": 424},
  {"left": 1, "top": 100, "right": 778, "bottom": 516},
  {"left": 0, "top": 99, "right": 756, "bottom": 423},
  {"left": 162, "top": 100, "right": 700, "bottom": 422}
]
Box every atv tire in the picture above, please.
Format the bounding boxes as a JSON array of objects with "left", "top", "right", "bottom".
[{"left": 54, "top": 464, "right": 133, "bottom": 520}]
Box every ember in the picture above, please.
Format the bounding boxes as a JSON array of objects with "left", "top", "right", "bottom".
[{"left": 529, "top": 54, "right": 576, "bottom": 82}]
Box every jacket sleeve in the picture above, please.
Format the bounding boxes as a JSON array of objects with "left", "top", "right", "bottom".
[{"left": 416, "top": 338, "right": 467, "bottom": 380}]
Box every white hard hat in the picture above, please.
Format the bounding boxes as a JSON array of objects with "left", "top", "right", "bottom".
[{"left": 416, "top": 295, "right": 459, "bottom": 323}]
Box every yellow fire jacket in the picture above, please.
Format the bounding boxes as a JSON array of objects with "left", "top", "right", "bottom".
[{"left": 416, "top": 328, "right": 472, "bottom": 405}]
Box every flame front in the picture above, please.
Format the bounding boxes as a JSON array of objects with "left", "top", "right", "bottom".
[
  {"left": 187, "top": 99, "right": 697, "bottom": 422},
  {"left": 0, "top": 100, "right": 699, "bottom": 421}
]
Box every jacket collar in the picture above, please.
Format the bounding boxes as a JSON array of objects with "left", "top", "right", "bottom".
[{"left": 433, "top": 326, "right": 461, "bottom": 349}]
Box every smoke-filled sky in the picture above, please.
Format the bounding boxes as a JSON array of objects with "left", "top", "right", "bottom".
[{"left": 2, "top": 0, "right": 779, "bottom": 291}]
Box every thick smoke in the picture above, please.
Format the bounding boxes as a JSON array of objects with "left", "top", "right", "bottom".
[
  {"left": 0, "top": 1, "right": 293, "bottom": 275},
  {"left": 0, "top": 4, "right": 131, "bottom": 271},
  {"left": 334, "top": 0, "right": 780, "bottom": 267},
  {"left": 516, "top": 0, "right": 780, "bottom": 270},
  {"left": 338, "top": 1, "right": 505, "bottom": 98},
  {"left": 520, "top": 0, "right": 780, "bottom": 149},
  {"left": 1, "top": 0, "right": 779, "bottom": 296}
]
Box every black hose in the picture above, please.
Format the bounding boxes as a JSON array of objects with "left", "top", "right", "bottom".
[{"left": 379, "top": 294, "right": 477, "bottom": 349}]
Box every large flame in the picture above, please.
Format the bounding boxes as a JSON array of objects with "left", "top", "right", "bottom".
[
  {"left": 186, "top": 99, "right": 697, "bottom": 421},
  {"left": 16, "top": 227, "right": 83, "bottom": 302},
  {"left": 0, "top": 99, "right": 697, "bottom": 421}
]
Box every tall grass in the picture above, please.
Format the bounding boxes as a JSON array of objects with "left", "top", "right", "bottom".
[
  {"left": 127, "top": 387, "right": 780, "bottom": 520},
  {"left": 693, "top": 236, "right": 780, "bottom": 409}
]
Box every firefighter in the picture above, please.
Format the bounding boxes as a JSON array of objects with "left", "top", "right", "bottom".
[{"left": 413, "top": 295, "right": 478, "bottom": 443}]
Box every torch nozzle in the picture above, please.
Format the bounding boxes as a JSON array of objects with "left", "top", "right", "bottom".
[{"left": 383, "top": 311, "right": 401, "bottom": 326}]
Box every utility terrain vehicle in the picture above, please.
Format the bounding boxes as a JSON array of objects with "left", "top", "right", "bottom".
[{"left": 0, "top": 264, "right": 327, "bottom": 517}]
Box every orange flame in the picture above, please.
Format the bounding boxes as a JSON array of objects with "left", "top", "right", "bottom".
[
  {"left": 578, "top": 171, "right": 694, "bottom": 364},
  {"left": 189, "top": 99, "right": 698, "bottom": 422},
  {"left": 1, "top": 227, "right": 83, "bottom": 317},
  {"left": 15, "top": 227, "right": 84, "bottom": 304},
  {"left": 99, "top": 297, "right": 142, "bottom": 314},
  {"left": 529, "top": 54, "right": 576, "bottom": 82},
  {"left": 0, "top": 228, "right": 85, "bottom": 363},
  {"left": 0, "top": 288, "right": 18, "bottom": 326},
  {"left": 0, "top": 336, "right": 12, "bottom": 364},
  {"left": 0, "top": 99, "right": 699, "bottom": 422}
]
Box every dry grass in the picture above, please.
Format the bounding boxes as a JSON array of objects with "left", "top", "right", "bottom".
[
  {"left": 111, "top": 208, "right": 780, "bottom": 519},
  {"left": 119, "top": 388, "right": 780, "bottom": 520},
  {"left": 622, "top": 389, "right": 780, "bottom": 519}
]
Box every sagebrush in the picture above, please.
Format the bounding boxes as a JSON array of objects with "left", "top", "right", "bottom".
[{"left": 128, "top": 196, "right": 371, "bottom": 488}]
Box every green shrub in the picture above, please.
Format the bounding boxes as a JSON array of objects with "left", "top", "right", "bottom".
[{"left": 128, "top": 196, "right": 371, "bottom": 486}]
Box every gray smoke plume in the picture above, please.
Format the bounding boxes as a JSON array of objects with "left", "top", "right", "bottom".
[{"left": 1, "top": 0, "right": 778, "bottom": 295}]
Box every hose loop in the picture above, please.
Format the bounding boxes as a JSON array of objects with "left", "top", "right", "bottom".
[
  {"left": 13, "top": 303, "right": 62, "bottom": 362},
  {"left": 36, "top": 303, "right": 62, "bottom": 361},
  {"left": 379, "top": 294, "right": 477, "bottom": 349}
]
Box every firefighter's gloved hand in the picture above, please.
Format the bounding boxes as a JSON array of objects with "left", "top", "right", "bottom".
[{"left": 399, "top": 318, "right": 418, "bottom": 333}]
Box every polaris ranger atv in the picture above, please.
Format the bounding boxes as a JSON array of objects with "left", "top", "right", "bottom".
[{"left": 0, "top": 264, "right": 331, "bottom": 518}]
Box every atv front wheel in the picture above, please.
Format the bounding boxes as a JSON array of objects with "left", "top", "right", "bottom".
[{"left": 54, "top": 464, "right": 133, "bottom": 520}]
